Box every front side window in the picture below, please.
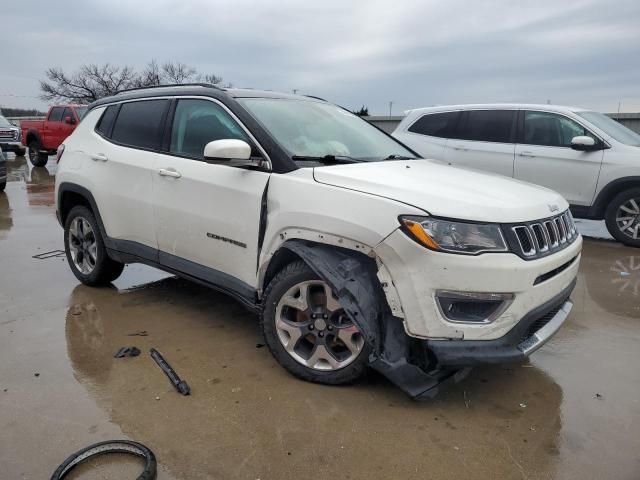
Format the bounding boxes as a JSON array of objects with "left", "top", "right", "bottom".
[
  {"left": 75, "top": 106, "right": 88, "bottom": 120},
  {"left": 408, "top": 111, "right": 459, "bottom": 138},
  {"left": 238, "top": 98, "right": 416, "bottom": 162},
  {"left": 457, "top": 110, "right": 515, "bottom": 143},
  {"left": 62, "top": 108, "right": 74, "bottom": 122},
  {"left": 170, "top": 99, "right": 249, "bottom": 158},
  {"left": 524, "top": 111, "right": 596, "bottom": 147},
  {"left": 111, "top": 100, "right": 168, "bottom": 150},
  {"left": 48, "top": 107, "right": 64, "bottom": 122}
]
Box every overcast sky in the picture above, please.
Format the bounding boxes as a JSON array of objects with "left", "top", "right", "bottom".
[{"left": 2, "top": 0, "right": 639, "bottom": 114}]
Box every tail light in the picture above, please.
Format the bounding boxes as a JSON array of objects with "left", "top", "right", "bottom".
[{"left": 56, "top": 144, "right": 65, "bottom": 163}]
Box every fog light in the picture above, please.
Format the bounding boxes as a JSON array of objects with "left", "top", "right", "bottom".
[{"left": 436, "top": 291, "right": 514, "bottom": 324}]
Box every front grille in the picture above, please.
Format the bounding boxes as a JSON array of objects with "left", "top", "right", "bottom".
[
  {"left": 504, "top": 211, "right": 578, "bottom": 260},
  {"left": 0, "top": 129, "right": 17, "bottom": 140}
]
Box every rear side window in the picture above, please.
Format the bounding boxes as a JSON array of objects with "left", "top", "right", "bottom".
[
  {"left": 49, "top": 107, "right": 64, "bottom": 122},
  {"left": 96, "top": 105, "right": 119, "bottom": 137},
  {"left": 458, "top": 110, "right": 515, "bottom": 143},
  {"left": 408, "top": 112, "right": 459, "bottom": 138},
  {"left": 524, "top": 111, "right": 596, "bottom": 147},
  {"left": 170, "top": 99, "right": 249, "bottom": 158},
  {"left": 111, "top": 100, "right": 168, "bottom": 150}
]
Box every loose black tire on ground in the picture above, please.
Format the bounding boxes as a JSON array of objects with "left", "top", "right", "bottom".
[
  {"left": 260, "top": 260, "right": 372, "bottom": 385},
  {"left": 64, "top": 206, "right": 125, "bottom": 286},
  {"left": 604, "top": 188, "right": 640, "bottom": 248},
  {"left": 28, "top": 140, "right": 48, "bottom": 167},
  {"left": 16, "top": 146, "right": 26, "bottom": 157}
]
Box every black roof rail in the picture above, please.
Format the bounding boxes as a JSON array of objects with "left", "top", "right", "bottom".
[
  {"left": 115, "top": 83, "right": 225, "bottom": 95},
  {"left": 303, "top": 95, "right": 327, "bottom": 102}
]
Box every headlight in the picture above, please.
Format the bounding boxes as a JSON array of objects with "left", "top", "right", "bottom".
[{"left": 399, "top": 216, "right": 508, "bottom": 255}]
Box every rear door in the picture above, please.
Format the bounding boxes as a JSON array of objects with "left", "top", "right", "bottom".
[
  {"left": 395, "top": 111, "right": 460, "bottom": 160},
  {"left": 152, "top": 97, "right": 270, "bottom": 292},
  {"left": 89, "top": 99, "right": 169, "bottom": 254},
  {"left": 442, "top": 109, "right": 517, "bottom": 177},
  {"left": 514, "top": 110, "right": 604, "bottom": 206}
]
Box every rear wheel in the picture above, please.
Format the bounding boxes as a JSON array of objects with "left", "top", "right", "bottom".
[
  {"left": 605, "top": 188, "right": 640, "bottom": 248},
  {"left": 64, "top": 206, "right": 124, "bottom": 286},
  {"left": 28, "top": 140, "right": 48, "bottom": 167},
  {"left": 260, "top": 261, "right": 370, "bottom": 385}
]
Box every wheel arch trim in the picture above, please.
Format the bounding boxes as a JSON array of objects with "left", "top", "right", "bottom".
[
  {"left": 591, "top": 176, "right": 640, "bottom": 219},
  {"left": 57, "top": 182, "right": 114, "bottom": 250}
]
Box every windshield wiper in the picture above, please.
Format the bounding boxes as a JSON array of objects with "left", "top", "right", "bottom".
[
  {"left": 383, "top": 154, "right": 417, "bottom": 160},
  {"left": 291, "top": 154, "right": 362, "bottom": 164}
]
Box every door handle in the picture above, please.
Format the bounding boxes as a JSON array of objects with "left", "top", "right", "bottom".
[
  {"left": 452, "top": 145, "right": 468, "bottom": 151},
  {"left": 158, "top": 168, "right": 182, "bottom": 178},
  {"left": 519, "top": 151, "right": 536, "bottom": 158},
  {"left": 90, "top": 153, "right": 108, "bottom": 162}
]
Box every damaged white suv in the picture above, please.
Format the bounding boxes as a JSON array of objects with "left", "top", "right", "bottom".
[{"left": 55, "top": 85, "right": 582, "bottom": 398}]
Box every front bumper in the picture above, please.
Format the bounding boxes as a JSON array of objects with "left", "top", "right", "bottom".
[
  {"left": 427, "top": 278, "right": 575, "bottom": 365},
  {"left": 0, "top": 140, "right": 23, "bottom": 152},
  {"left": 375, "top": 229, "right": 582, "bottom": 341}
]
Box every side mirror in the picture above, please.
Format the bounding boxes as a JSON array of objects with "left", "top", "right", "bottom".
[
  {"left": 64, "top": 116, "right": 76, "bottom": 125},
  {"left": 570, "top": 135, "right": 596, "bottom": 151},
  {"left": 203, "top": 139, "right": 256, "bottom": 167}
]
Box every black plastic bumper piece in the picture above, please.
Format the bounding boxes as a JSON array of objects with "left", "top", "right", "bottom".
[{"left": 428, "top": 278, "right": 577, "bottom": 366}]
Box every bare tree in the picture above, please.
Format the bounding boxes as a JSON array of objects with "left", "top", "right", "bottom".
[{"left": 40, "top": 60, "right": 228, "bottom": 103}]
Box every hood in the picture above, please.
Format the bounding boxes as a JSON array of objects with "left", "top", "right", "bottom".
[{"left": 313, "top": 160, "right": 568, "bottom": 223}]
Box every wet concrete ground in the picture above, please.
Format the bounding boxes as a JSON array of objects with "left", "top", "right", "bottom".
[{"left": 0, "top": 155, "right": 639, "bottom": 480}]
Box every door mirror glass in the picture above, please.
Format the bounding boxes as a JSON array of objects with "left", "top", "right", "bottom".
[
  {"left": 204, "top": 139, "right": 253, "bottom": 165},
  {"left": 571, "top": 135, "right": 596, "bottom": 151}
]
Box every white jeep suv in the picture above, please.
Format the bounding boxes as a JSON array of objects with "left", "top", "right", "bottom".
[
  {"left": 55, "top": 86, "right": 582, "bottom": 398},
  {"left": 393, "top": 104, "right": 640, "bottom": 247}
]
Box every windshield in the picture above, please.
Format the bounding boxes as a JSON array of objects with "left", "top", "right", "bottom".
[
  {"left": 577, "top": 111, "right": 640, "bottom": 146},
  {"left": 238, "top": 98, "right": 416, "bottom": 162},
  {"left": 75, "top": 106, "right": 88, "bottom": 120},
  {"left": 0, "top": 116, "right": 12, "bottom": 128}
]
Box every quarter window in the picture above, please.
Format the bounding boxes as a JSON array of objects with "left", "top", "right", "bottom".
[
  {"left": 111, "top": 100, "right": 168, "bottom": 150},
  {"left": 48, "top": 107, "right": 64, "bottom": 122},
  {"left": 457, "top": 110, "right": 515, "bottom": 143},
  {"left": 408, "top": 112, "right": 459, "bottom": 138},
  {"left": 96, "top": 105, "right": 119, "bottom": 137},
  {"left": 170, "top": 99, "right": 249, "bottom": 158},
  {"left": 523, "top": 111, "right": 596, "bottom": 147}
]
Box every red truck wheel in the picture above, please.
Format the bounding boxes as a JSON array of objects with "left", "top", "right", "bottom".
[{"left": 28, "top": 141, "right": 48, "bottom": 167}]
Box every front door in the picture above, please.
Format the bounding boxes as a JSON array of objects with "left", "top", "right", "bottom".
[
  {"left": 514, "top": 111, "right": 604, "bottom": 206},
  {"left": 152, "top": 98, "right": 270, "bottom": 293}
]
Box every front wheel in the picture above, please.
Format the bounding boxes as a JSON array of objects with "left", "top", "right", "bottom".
[
  {"left": 28, "top": 140, "right": 48, "bottom": 167},
  {"left": 16, "top": 146, "right": 26, "bottom": 157},
  {"left": 605, "top": 188, "right": 640, "bottom": 247},
  {"left": 260, "top": 261, "right": 371, "bottom": 385},
  {"left": 64, "top": 206, "right": 125, "bottom": 286}
]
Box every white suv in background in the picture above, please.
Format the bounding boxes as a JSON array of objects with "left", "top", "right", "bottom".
[
  {"left": 55, "top": 86, "right": 581, "bottom": 399},
  {"left": 393, "top": 104, "right": 640, "bottom": 247}
]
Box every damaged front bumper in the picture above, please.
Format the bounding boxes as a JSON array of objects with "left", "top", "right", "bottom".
[{"left": 427, "top": 279, "right": 575, "bottom": 366}]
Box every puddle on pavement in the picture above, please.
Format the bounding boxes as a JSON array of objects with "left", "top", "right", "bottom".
[{"left": 1, "top": 154, "right": 639, "bottom": 479}]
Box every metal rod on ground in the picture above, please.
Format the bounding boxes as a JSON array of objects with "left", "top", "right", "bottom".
[{"left": 149, "top": 348, "right": 191, "bottom": 395}]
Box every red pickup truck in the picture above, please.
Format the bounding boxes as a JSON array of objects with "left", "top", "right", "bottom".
[{"left": 21, "top": 105, "right": 87, "bottom": 166}]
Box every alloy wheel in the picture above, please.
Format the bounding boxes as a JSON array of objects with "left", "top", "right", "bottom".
[
  {"left": 68, "top": 217, "right": 98, "bottom": 274},
  {"left": 615, "top": 198, "right": 640, "bottom": 240},
  {"left": 275, "top": 280, "right": 364, "bottom": 371}
]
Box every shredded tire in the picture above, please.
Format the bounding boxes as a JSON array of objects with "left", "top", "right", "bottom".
[{"left": 50, "top": 440, "right": 157, "bottom": 480}]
